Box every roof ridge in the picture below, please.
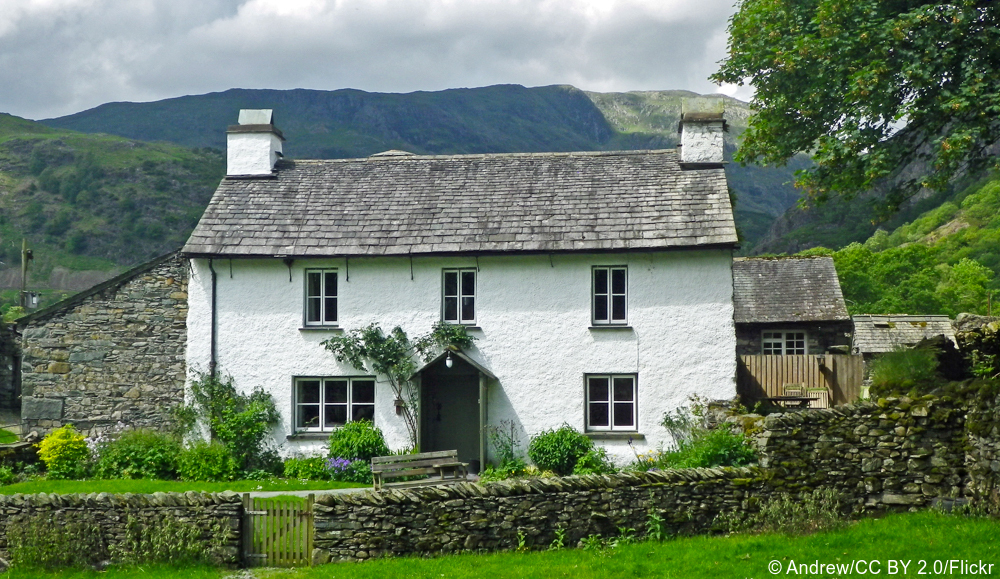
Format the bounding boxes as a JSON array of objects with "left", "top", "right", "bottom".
[{"left": 279, "top": 148, "right": 679, "bottom": 165}]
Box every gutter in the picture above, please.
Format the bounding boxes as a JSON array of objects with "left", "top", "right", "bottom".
[{"left": 208, "top": 258, "right": 218, "bottom": 378}]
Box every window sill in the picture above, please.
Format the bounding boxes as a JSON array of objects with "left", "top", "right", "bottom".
[
  {"left": 286, "top": 432, "right": 331, "bottom": 441},
  {"left": 589, "top": 325, "right": 633, "bottom": 331},
  {"left": 299, "top": 326, "right": 344, "bottom": 333},
  {"left": 584, "top": 432, "right": 644, "bottom": 441}
]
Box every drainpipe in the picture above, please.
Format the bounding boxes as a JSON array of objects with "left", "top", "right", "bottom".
[{"left": 208, "top": 259, "right": 218, "bottom": 379}]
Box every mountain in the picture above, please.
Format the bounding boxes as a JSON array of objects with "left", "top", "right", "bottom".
[
  {"left": 41, "top": 85, "right": 805, "bottom": 250},
  {"left": 0, "top": 113, "right": 223, "bottom": 312}
]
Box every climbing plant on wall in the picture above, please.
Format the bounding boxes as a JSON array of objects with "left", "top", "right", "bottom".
[{"left": 322, "top": 322, "right": 475, "bottom": 448}]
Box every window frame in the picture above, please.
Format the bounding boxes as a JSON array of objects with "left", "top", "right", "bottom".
[
  {"left": 591, "top": 266, "right": 628, "bottom": 326},
  {"left": 293, "top": 376, "right": 376, "bottom": 433},
  {"left": 303, "top": 269, "right": 339, "bottom": 327},
  {"left": 441, "top": 268, "right": 477, "bottom": 325},
  {"left": 584, "top": 373, "right": 638, "bottom": 432},
  {"left": 761, "top": 330, "right": 808, "bottom": 355}
]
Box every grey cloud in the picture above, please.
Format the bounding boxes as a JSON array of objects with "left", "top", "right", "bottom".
[{"left": 0, "top": 0, "right": 739, "bottom": 120}]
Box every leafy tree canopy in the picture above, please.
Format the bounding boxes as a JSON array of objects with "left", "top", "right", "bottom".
[{"left": 713, "top": 1, "right": 1000, "bottom": 212}]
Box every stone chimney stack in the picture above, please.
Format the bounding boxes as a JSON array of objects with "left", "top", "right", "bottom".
[
  {"left": 226, "top": 109, "right": 285, "bottom": 177},
  {"left": 677, "top": 98, "right": 726, "bottom": 168}
]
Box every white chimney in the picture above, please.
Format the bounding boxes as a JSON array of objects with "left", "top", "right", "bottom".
[
  {"left": 678, "top": 97, "right": 726, "bottom": 167},
  {"left": 226, "top": 109, "right": 285, "bottom": 177}
]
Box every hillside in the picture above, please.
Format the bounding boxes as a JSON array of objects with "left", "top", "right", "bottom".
[
  {"left": 0, "top": 113, "right": 224, "bottom": 311},
  {"left": 41, "top": 85, "right": 805, "bottom": 250},
  {"left": 801, "top": 174, "right": 1000, "bottom": 317}
]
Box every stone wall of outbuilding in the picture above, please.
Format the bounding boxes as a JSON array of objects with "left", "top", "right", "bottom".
[{"left": 18, "top": 253, "right": 188, "bottom": 437}]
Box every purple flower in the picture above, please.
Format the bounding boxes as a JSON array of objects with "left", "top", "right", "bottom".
[{"left": 325, "top": 457, "right": 352, "bottom": 473}]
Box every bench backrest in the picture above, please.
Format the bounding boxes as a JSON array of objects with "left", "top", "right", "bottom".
[{"left": 372, "top": 450, "right": 459, "bottom": 480}]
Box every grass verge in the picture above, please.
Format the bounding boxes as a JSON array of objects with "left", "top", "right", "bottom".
[
  {"left": 0, "top": 479, "right": 366, "bottom": 495},
  {"left": 3, "top": 511, "right": 998, "bottom": 578}
]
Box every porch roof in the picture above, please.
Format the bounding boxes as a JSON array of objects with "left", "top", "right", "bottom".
[{"left": 413, "top": 349, "right": 497, "bottom": 380}]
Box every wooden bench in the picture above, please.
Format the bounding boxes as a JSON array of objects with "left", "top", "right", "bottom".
[{"left": 371, "top": 450, "right": 469, "bottom": 490}]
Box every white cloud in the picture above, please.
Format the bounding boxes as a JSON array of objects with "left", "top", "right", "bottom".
[{"left": 0, "top": 0, "right": 741, "bottom": 119}]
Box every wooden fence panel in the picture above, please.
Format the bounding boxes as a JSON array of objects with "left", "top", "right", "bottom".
[{"left": 737, "top": 354, "right": 864, "bottom": 407}]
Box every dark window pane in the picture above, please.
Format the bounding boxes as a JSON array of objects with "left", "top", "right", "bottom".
[
  {"left": 594, "top": 295, "right": 608, "bottom": 321},
  {"left": 307, "top": 272, "right": 321, "bottom": 297},
  {"left": 444, "top": 271, "right": 458, "bottom": 296},
  {"left": 611, "top": 268, "right": 626, "bottom": 294},
  {"left": 352, "top": 404, "right": 375, "bottom": 422},
  {"left": 613, "top": 403, "right": 634, "bottom": 427},
  {"left": 325, "top": 381, "right": 348, "bottom": 403},
  {"left": 353, "top": 380, "right": 375, "bottom": 403},
  {"left": 613, "top": 378, "right": 634, "bottom": 401},
  {"left": 612, "top": 296, "right": 626, "bottom": 321},
  {"left": 298, "top": 381, "right": 320, "bottom": 403},
  {"left": 461, "top": 297, "right": 475, "bottom": 321},
  {"left": 589, "top": 403, "right": 609, "bottom": 427},
  {"left": 324, "top": 297, "right": 337, "bottom": 322},
  {"left": 594, "top": 268, "right": 608, "bottom": 294},
  {"left": 325, "top": 405, "right": 347, "bottom": 427},
  {"left": 461, "top": 271, "right": 475, "bottom": 295},
  {"left": 325, "top": 272, "right": 337, "bottom": 297},
  {"left": 444, "top": 296, "right": 458, "bottom": 321},
  {"left": 297, "top": 404, "right": 319, "bottom": 428},
  {"left": 588, "top": 377, "right": 609, "bottom": 401},
  {"left": 307, "top": 298, "right": 321, "bottom": 322}
]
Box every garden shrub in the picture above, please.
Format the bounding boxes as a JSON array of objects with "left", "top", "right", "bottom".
[
  {"left": 284, "top": 456, "right": 332, "bottom": 481},
  {"left": 37, "top": 425, "right": 89, "bottom": 480},
  {"left": 7, "top": 511, "right": 107, "bottom": 569},
  {"left": 572, "top": 447, "right": 617, "bottom": 475},
  {"left": 111, "top": 512, "right": 230, "bottom": 566},
  {"left": 869, "top": 347, "right": 941, "bottom": 397},
  {"left": 658, "top": 424, "right": 757, "bottom": 469},
  {"left": 527, "top": 424, "right": 593, "bottom": 476},
  {"left": 327, "top": 420, "right": 389, "bottom": 462},
  {"left": 93, "top": 429, "right": 181, "bottom": 480},
  {"left": 176, "top": 441, "right": 238, "bottom": 482},
  {"left": 0, "top": 464, "right": 14, "bottom": 485},
  {"left": 325, "top": 457, "right": 374, "bottom": 484},
  {"left": 175, "top": 372, "right": 281, "bottom": 474}
]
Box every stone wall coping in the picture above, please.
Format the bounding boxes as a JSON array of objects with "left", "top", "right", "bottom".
[
  {"left": 315, "top": 466, "right": 762, "bottom": 508},
  {"left": 0, "top": 490, "right": 242, "bottom": 507}
]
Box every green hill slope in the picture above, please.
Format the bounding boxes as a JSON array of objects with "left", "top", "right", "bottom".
[
  {"left": 0, "top": 113, "right": 224, "bottom": 311},
  {"left": 41, "top": 85, "right": 805, "bottom": 250}
]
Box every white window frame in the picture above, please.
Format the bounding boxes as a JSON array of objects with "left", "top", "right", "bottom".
[
  {"left": 442, "top": 268, "right": 476, "bottom": 324},
  {"left": 304, "top": 269, "right": 338, "bottom": 326},
  {"left": 762, "top": 330, "right": 808, "bottom": 355},
  {"left": 585, "top": 374, "right": 637, "bottom": 432},
  {"left": 592, "top": 266, "right": 628, "bottom": 325},
  {"left": 294, "top": 376, "right": 376, "bottom": 432}
]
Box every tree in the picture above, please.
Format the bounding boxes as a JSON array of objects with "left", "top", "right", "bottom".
[
  {"left": 712, "top": 1, "right": 1000, "bottom": 212},
  {"left": 322, "top": 322, "right": 475, "bottom": 448}
]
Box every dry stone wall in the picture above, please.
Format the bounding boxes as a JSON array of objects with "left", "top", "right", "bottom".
[
  {"left": 0, "top": 491, "right": 241, "bottom": 564},
  {"left": 19, "top": 254, "right": 188, "bottom": 437},
  {"left": 313, "top": 393, "right": 1000, "bottom": 562}
]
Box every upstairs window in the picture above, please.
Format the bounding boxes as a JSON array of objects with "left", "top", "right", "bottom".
[
  {"left": 295, "top": 377, "right": 375, "bottom": 432},
  {"left": 762, "top": 331, "right": 807, "bottom": 355},
  {"left": 593, "top": 266, "right": 627, "bottom": 325},
  {"left": 305, "top": 269, "right": 337, "bottom": 326},
  {"left": 443, "top": 269, "right": 476, "bottom": 324},
  {"left": 586, "top": 374, "right": 637, "bottom": 431}
]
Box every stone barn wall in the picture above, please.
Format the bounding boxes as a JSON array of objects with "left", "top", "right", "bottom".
[{"left": 19, "top": 253, "right": 188, "bottom": 437}]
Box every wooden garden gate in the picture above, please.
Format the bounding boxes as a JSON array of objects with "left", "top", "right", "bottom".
[{"left": 242, "top": 493, "right": 314, "bottom": 567}]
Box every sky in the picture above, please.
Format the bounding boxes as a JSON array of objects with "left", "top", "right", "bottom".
[{"left": 0, "top": 0, "right": 752, "bottom": 121}]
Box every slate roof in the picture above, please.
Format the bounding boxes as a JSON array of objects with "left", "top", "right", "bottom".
[
  {"left": 732, "top": 256, "right": 850, "bottom": 324},
  {"left": 182, "top": 150, "right": 737, "bottom": 257},
  {"left": 852, "top": 315, "right": 956, "bottom": 354}
]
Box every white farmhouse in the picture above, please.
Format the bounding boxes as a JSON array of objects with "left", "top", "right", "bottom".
[{"left": 182, "top": 109, "right": 738, "bottom": 468}]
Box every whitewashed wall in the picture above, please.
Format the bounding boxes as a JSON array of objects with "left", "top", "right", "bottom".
[{"left": 186, "top": 250, "right": 736, "bottom": 464}]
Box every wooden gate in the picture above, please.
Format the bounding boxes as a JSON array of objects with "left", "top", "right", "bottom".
[
  {"left": 242, "top": 493, "right": 314, "bottom": 567},
  {"left": 737, "top": 354, "right": 864, "bottom": 406}
]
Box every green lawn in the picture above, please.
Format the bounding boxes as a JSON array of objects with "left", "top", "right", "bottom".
[
  {"left": 0, "top": 478, "right": 366, "bottom": 495},
  {"left": 2, "top": 511, "right": 998, "bottom": 578}
]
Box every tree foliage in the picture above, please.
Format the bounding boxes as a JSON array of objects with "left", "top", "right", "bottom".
[
  {"left": 322, "top": 322, "right": 475, "bottom": 448},
  {"left": 713, "top": 1, "right": 1000, "bottom": 211}
]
